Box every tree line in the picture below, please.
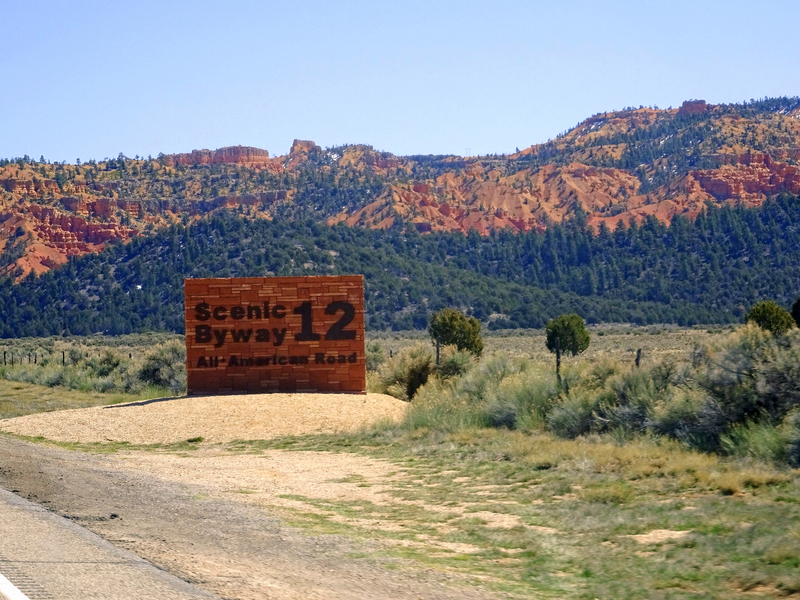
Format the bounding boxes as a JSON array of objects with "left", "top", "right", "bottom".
[{"left": 0, "top": 194, "right": 798, "bottom": 337}]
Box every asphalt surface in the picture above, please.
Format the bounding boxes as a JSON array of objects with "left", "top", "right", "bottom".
[{"left": 0, "top": 486, "right": 219, "bottom": 600}]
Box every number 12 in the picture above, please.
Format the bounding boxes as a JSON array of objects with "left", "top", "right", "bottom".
[{"left": 293, "top": 301, "right": 357, "bottom": 341}]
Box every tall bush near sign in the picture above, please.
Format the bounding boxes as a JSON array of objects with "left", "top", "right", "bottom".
[{"left": 185, "top": 276, "right": 366, "bottom": 394}]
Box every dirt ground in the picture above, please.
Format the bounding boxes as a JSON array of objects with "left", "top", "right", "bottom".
[
  {"left": 0, "top": 392, "right": 407, "bottom": 444},
  {"left": 0, "top": 394, "right": 511, "bottom": 600}
]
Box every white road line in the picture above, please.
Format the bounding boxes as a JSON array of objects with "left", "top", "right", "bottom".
[{"left": 0, "top": 571, "right": 30, "bottom": 600}]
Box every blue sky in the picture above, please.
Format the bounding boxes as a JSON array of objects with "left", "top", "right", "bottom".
[{"left": 3, "top": 0, "right": 799, "bottom": 162}]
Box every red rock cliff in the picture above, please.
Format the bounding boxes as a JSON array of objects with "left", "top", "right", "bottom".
[
  {"left": 164, "top": 146, "right": 272, "bottom": 167},
  {"left": 692, "top": 153, "right": 800, "bottom": 200},
  {"left": 678, "top": 100, "right": 708, "bottom": 116}
]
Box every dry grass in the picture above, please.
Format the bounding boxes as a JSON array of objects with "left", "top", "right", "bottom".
[
  {"left": 222, "top": 429, "right": 800, "bottom": 599},
  {"left": 0, "top": 378, "right": 166, "bottom": 420},
  {"left": 369, "top": 325, "right": 734, "bottom": 369}
]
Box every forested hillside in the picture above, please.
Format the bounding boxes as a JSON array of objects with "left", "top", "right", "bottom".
[{"left": 1, "top": 194, "right": 798, "bottom": 337}]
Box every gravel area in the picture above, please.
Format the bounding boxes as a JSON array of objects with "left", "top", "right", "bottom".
[
  {"left": 0, "top": 437, "right": 500, "bottom": 600},
  {"left": 0, "top": 393, "right": 407, "bottom": 444}
]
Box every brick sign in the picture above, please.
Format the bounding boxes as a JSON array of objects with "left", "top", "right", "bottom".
[{"left": 185, "top": 276, "right": 365, "bottom": 394}]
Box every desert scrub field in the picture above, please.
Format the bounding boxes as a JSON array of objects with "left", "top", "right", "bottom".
[
  {"left": 369, "top": 324, "right": 735, "bottom": 366},
  {"left": 231, "top": 429, "right": 800, "bottom": 599},
  {"left": 236, "top": 324, "right": 800, "bottom": 598},
  {"left": 371, "top": 324, "right": 800, "bottom": 465},
  {"left": 2, "top": 324, "right": 800, "bottom": 597},
  {"left": 0, "top": 333, "right": 185, "bottom": 417},
  {"left": 256, "top": 323, "right": 793, "bottom": 596}
]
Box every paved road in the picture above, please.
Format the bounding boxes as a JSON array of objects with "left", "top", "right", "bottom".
[{"left": 0, "top": 486, "right": 219, "bottom": 600}]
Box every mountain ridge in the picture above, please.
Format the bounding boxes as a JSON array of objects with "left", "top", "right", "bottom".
[{"left": 2, "top": 97, "right": 800, "bottom": 278}]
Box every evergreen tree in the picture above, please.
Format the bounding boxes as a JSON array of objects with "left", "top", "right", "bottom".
[
  {"left": 428, "top": 308, "right": 483, "bottom": 356},
  {"left": 745, "top": 300, "right": 797, "bottom": 335},
  {"left": 545, "top": 314, "right": 590, "bottom": 377}
]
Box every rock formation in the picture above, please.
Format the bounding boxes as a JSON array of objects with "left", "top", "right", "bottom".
[
  {"left": 692, "top": 153, "right": 800, "bottom": 200},
  {"left": 279, "top": 140, "right": 323, "bottom": 170},
  {"left": 164, "top": 146, "right": 273, "bottom": 167},
  {"left": 0, "top": 202, "right": 138, "bottom": 278},
  {"left": 677, "top": 99, "right": 708, "bottom": 116},
  {"left": 330, "top": 162, "right": 647, "bottom": 235}
]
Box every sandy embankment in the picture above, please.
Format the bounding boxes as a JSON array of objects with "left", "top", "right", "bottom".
[{"left": 0, "top": 393, "right": 407, "bottom": 444}]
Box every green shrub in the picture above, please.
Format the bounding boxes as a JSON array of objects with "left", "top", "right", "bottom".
[
  {"left": 68, "top": 347, "right": 83, "bottom": 365},
  {"left": 485, "top": 401, "right": 518, "bottom": 429},
  {"left": 594, "top": 370, "right": 657, "bottom": 434},
  {"left": 436, "top": 345, "right": 474, "bottom": 380},
  {"left": 746, "top": 300, "right": 796, "bottom": 335},
  {"left": 405, "top": 353, "right": 557, "bottom": 432},
  {"left": 404, "top": 379, "right": 485, "bottom": 432},
  {"left": 378, "top": 342, "right": 434, "bottom": 401},
  {"left": 586, "top": 360, "right": 620, "bottom": 390},
  {"left": 371, "top": 343, "right": 472, "bottom": 402},
  {"left": 720, "top": 420, "right": 787, "bottom": 463},
  {"left": 783, "top": 411, "right": 800, "bottom": 468},
  {"left": 451, "top": 353, "right": 529, "bottom": 405},
  {"left": 648, "top": 390, "right": 703, "bottom": 439},
  {"left": 758, "top": 329, "right": 800, "bottom": 413},
  {"left": 547, "top": 389, "right": 599, "bottom": 438},
  {"left": 668, "top": 325, "right": 800, "bottom": 451},
  {"left": 138, "top": 340, "right": 186, "bottom": 393},
  {"left": 650, "top": 360, "right": 682, "bottom": 393},
  {"left": 0, "top": 335, "right": 186, "bottom": 397},
  {"left": 94, "top": 374, "right": 118, "bottom": 393},
  {"left": 483, "top": 371, "right": 558, "bottom": 431},
  {"left": 372, "top": 325, "right": 800, "bottom": 466},
  {"left": 365, "top": 341, "right": 385, "bottom": 372},
  {"left": 95, "top": 350, "right": 122, "bottom": 377},
  {"left": 703, "top": 326, "right": 799, "bottom": 419},
  {"left": 42, "top": 366, "right": 65, "bottom": 388}
]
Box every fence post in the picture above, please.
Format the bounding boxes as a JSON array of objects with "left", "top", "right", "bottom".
[
  {"left": 635, "top": 348, "right": 642, "bottom": 368},
  {"left": 436, "top": 340, "right": 440, "bottom": 365},
  {"left": 62, "top": 350, "right": 65, "bottom": 365},
  {"left": 3, "top": 351, "right": 5, "bottom": 365}
]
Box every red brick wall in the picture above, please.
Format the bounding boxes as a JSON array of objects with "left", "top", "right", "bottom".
[{"left": 185, "top": 276, "right": 365, "bottom": 394}]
